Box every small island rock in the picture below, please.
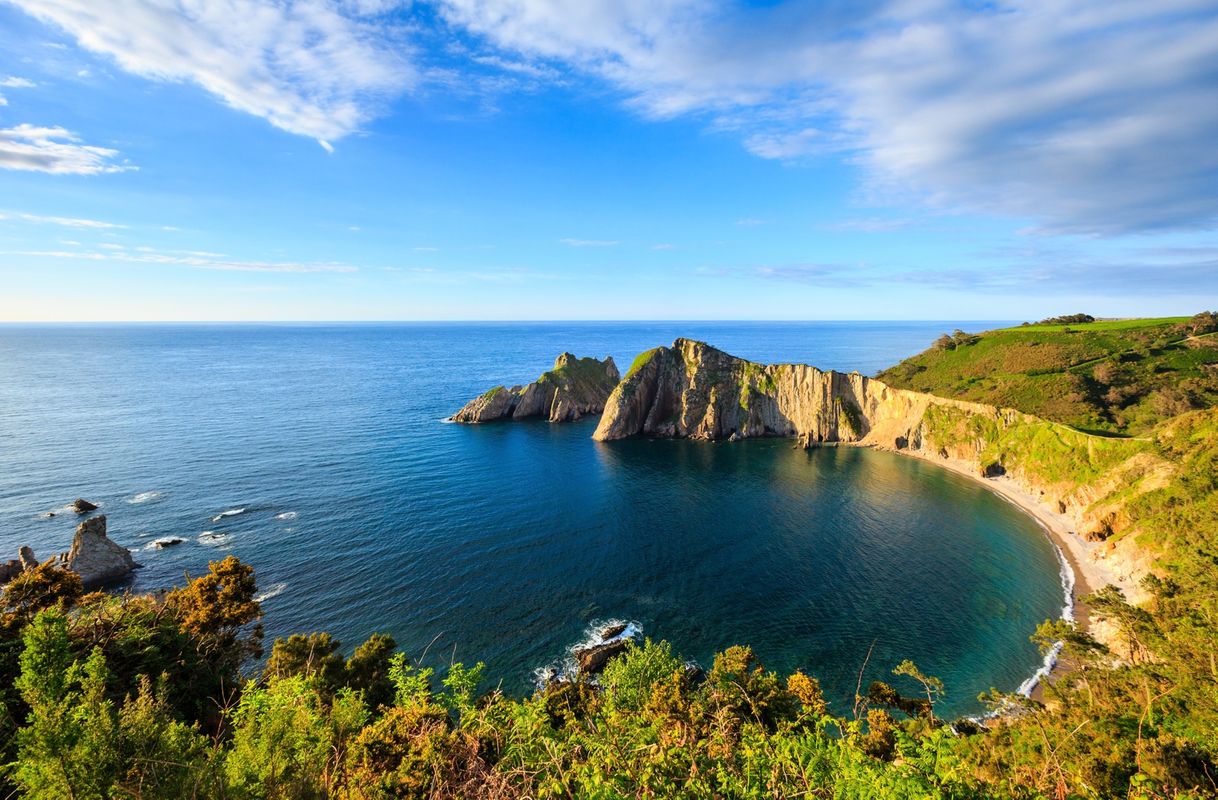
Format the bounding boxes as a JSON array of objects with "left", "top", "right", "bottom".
[
  {"left": 453, "top": 353, "right": 620, "bottom": 424},
  {"left": 65, "top": 515, "right": 137, "bottom": 588},
  {"left": 72, "top": 498, "right": 99, "bottom": 514}
]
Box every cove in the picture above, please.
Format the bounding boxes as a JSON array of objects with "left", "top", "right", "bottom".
[{"left": 416, "top": 419, "right": 1065, "bottom": 719}]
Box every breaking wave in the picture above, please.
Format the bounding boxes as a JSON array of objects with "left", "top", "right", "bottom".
[
  {"left": 254, "top": 583, "right": 287, "bottom": 603},
  {"left": 533, "top": 619, "right": 642, "bottom": 689},
  {"left": 211, "top": 508, "right": 245, "bottom": 523}
]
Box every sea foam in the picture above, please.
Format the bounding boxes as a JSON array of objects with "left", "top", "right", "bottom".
[
  {"left": 254, "top": 583, "right": 287, "bottom": 603},
  {"left": 211, "top": 508, "right": 245, "bottom": 523},
  {"left": 533, "top": 619, "right": 642, "bottom": 688}
]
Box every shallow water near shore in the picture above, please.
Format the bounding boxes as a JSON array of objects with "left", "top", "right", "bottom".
[{"left": 0, "top": 321, "right": 1063, "bottom": 717}]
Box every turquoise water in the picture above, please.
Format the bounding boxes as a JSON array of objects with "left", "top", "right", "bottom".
[{"left": 0, "top": 322, "right": 1064, "bottom": 717}]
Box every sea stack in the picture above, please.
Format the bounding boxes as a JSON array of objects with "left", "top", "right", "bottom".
[
  {"left": 65, "top": 515, "right": 137, "bottom": 588},
  {"left": 452, "top": 353, "right": 620, "bottom": 423}
]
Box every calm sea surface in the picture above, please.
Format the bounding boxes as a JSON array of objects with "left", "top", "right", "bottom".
[{"left": 0, "top": 322, "right": 1064, "bottom": 717}]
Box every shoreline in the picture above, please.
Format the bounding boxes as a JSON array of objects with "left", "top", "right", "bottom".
[
  {"left": 851, "top": 443, "right": 1134, "bottom": 702},
  {"left": 878, "top": 445, "right": 1133, "bottom": 602}
]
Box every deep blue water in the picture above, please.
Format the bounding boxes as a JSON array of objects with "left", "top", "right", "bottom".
[{"left": 0, "top": 322, "right": 1065, "bottom": 717}]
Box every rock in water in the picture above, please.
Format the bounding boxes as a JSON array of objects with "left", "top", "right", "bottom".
[
  {"left": 574, "top": 638, "right": 631, "bottom": 674},
  {"left": 599, "top": 622, "right": 628, "bottom": 639},
  {"left": 73, "top": 498, "right": 99, "bottom": 514},
  {"left": 151, "top": 536, "right": 185, "bottom": 549},
  {"left": 65, "top": 515, "right": 137, "bottom": 588},
  {"left": 18, "top": 546, "right": 37, "bottom": 570},
  {"left": 452, "top": 353, "right": 620, "bottom": 423}
]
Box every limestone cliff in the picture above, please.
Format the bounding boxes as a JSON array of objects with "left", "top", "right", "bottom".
[
  {"left": 593, "top": 338, "right": 979, "bottom": 446},
  {"left": 594, "top": 339, "right": 1168, "bottom": 593},
  {"left": 453, "top": 353, "right": 620, "bottom": 423}
]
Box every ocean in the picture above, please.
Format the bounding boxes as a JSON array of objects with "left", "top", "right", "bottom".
[{"left": 0, "top": 321, "right": 1064, "bottom": 717}]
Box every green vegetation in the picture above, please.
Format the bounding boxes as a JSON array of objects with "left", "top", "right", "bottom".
[
  {"left": 878, "top": 313, "right": 1218, "bottom": 434},
  {"left": 625, "top": 347, "right": 661, "bottom": 380},
  {"left": 4, "top": 316, "right": 1218, "bottom": 798}
]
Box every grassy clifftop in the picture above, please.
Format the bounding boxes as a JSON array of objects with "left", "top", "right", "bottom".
[{"left": 877, "top": 314, "right": 1218, "bottom": 435}]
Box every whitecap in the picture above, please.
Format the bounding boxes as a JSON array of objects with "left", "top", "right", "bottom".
[
  {"left": 128, "top": 491, "right": 164, "bottom": 505},
  {"left": 198, "top": 531, "right": 233, "bottom": 547},
  {"left": 275, "top": 511, "right": 298, "bottom": 521},
  {"left": 254, "top": 582, "right": 287, "bottom": 603},
  {"left": 211, "top": 508, "right": 245, "bottom": 523}
]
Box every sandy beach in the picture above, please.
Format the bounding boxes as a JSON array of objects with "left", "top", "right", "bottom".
[{"left": 862, "top": 445, "right": 1138, "bottom": 626}]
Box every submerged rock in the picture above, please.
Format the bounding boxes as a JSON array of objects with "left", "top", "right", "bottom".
[
  {"left": 452, "top": 353, "right": 620, "bottom": 423},
  {"left": 65, "top": 515, "right": 137, "bottom": 588},
  {"left": 73, "top": 498, "right": 99, "bottom": 514}
]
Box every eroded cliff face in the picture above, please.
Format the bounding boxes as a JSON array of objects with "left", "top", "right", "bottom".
[
  {"left": 594, "top": 339, "right": 1169, "bottom": 594},
  {"left": 453, "top": 353, "right": 620, "bottom": 424},
  {"left": 593, "top": 338, "right": 982, "bottom": 446}
]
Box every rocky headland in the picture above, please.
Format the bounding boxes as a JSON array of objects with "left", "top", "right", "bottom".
[
  {"left": 452, "top": 352, "right": 620, "bottom": 423},
  {"left": 594, "top": 338, "right": 1170, "bottom": 612}
]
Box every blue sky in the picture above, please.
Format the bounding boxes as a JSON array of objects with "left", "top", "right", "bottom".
[{"left": 0, "top": 0, "right": 1216, "bottom": 321}]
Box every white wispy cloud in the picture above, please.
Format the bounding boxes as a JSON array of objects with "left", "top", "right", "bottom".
[
  {"left": 19, "top": 247, "right": 359, "bottom": 273},
  {"left": 559, "top": 237, "right": 619, "bottom": 247},
  {"left": 8, "top": 0, "right": 415, "bottom": 146},
  {"left": 439, "top": 0, "right": 1218, "bottom": 235},
  {"left": 0, "top": 76, "right": 36, "bottom": 88},
  {"left": 0, "top": 211, "right": 125, "bottom": 228},
  {"left": 0, "top": 125, "right": 134, "bottom": 175}
]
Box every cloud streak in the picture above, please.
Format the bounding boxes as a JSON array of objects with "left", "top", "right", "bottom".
[
  {"left": 0, "top": 211, "right": 124, "bottom": 228},
  {"left": 8, "top": 0, "right": 415, "bottom": 146},
  {"left": 0, "top": 125, "right": 134, "bottom": 175},
  {"left": 438, "top": 0, "right": 1218, "bottom": 235},
  {"left": 19, "top": 247, "right": 359, "bottom": 273},
  {"left": 727, "top": 247, "right": 1218, "bottom": 295}
]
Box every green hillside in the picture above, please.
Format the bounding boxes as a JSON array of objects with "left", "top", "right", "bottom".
[{"left": 877, "top": 313, "right": 1218, "bottom": 435}]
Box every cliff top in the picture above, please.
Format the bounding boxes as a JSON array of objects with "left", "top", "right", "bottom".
[{"left": 877, "top": 313, "right": 1218, "bottom": 435}]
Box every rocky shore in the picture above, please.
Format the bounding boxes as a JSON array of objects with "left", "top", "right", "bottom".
[{"left": 2, "top": 513, "right": 138, "bottom": 589}]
